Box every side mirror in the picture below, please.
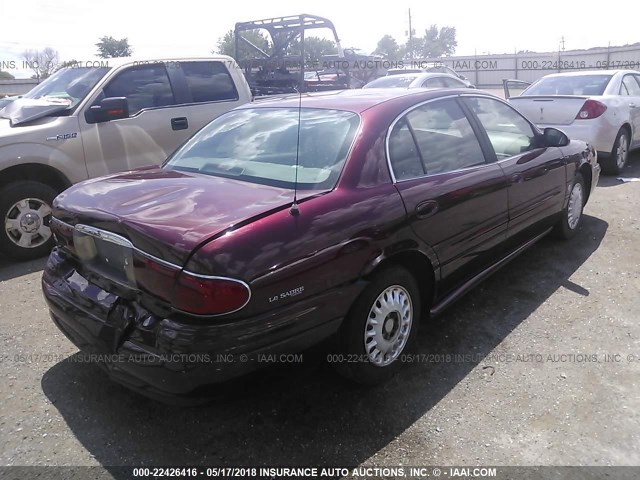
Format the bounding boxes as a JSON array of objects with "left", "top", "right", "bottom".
[
  {"left": 543, "top": 127, "right": 569, "bottom": 147},
  {"left": 85, "top": 97, "right": 129, "bottom": 124}
]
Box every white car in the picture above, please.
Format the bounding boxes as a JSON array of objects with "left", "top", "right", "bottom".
[
  {"left": 364, "top": 72, "right": 472, "bottom": 90},
  {"left": 504, "top": 70, "right": 640, "bottom": 174}
]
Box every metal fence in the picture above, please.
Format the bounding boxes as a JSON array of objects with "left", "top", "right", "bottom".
[
  {"left": 0, "top": 79, "right": 39, "bottom": 96},
  {"left": 420, "top": 44, "right": 640, "bottom": 89}
]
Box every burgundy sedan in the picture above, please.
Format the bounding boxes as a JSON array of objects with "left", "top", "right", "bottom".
[{"left": 42, "top": 89, "right": 600, "bottom": 401}]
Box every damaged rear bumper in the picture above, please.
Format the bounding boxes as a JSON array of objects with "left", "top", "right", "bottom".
[{"left": 42, "top": 248, "right": 350, "bottom": 402}]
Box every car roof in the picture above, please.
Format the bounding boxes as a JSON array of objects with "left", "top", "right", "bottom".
[
  {"left": 245, "top": 88, "right": 495, "bottom": 114},
  {"left": 540, "top": 69, "right": 640, "bottom": 78}
]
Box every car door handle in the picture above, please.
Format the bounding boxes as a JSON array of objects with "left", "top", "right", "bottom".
[
  {"left": 416, "top": 200, "right": 439, "bottom": 219},
  {"left": 630, "top": 103, "right": 637, "bottom": 108},
  {"left": 171, "top": 117, "right": 188, "bottom": 130}
]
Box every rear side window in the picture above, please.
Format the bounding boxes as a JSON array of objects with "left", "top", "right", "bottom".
[
  {"left": 441, "top": 77, "right": 466, "bottom": 88},
  {"left": 423, "top": 77, "right": 447, "bottom": 88},
  {"left": 388, "top": 98, "right": 486, "bottom": 179},
  {"left": 180, "top": 61, "right": 239, "bottom": 103},
  {"left": 102, "top": 65, "right": 175, "bottom": 115},
  {"left": 620, "top": 75, "right": 640, "bottom": 96}
]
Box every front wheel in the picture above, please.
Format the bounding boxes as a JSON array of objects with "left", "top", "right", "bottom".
[
  {"left": 333, "top": 265, "right": 421, "bottom": 384},
  {"left": 601, "top": 128, "right": 629, "bottom": 175},
  {"left": 553, "top": 173, "right": 585, "bottom": 240},
  {"left": 0, "top": 181, "right": 58, "bottom": 260}
]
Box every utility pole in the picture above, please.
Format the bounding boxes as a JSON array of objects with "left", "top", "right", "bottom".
[
  {"left": 408, "top": 8, "right": 413, "bottom": 61},
  {"left": 560, "top": 36, "right": 565, "bottom": 51}
]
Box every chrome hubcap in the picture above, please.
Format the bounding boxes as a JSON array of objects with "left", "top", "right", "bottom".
[
  {"left": 616, "top": 134, "right": 628, "bottom": 169},
  {"left": 364, "top": 285, "right": 413, "bottom": 367},
  {"left": 4, "top": 198, "right": 52, "bottom": 248},
  {"left": 567, "top": 182, "right": 584, "bottom": 230}
]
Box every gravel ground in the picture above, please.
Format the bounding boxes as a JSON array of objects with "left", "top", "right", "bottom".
[{"left": 0, "top": 155, "right": 639, "bottom": 475}]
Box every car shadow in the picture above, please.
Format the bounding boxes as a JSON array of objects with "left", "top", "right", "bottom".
[
  {"left": 41, "top": 215, "right": 607, "bottom": 474},
  {"left": 0, "top": 254, "right": 47, "bottom": 282},
  {"left": 597, "top": 151, "right": 640, "bottom": 187}
]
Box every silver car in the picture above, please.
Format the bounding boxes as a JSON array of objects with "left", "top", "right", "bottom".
[
  {"left": 505, "top": 70, "right": 640, "bottom": 174},
  {"left": 0, "top": 56, "right": 251, "bottom": 259},
  {"left": 364, "top": 72, "right": 472, "bottom": 90}
]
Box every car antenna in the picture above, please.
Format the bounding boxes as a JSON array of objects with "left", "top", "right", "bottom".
[{"left": 290, "top": 86, "right": 302, "bottom": 216}]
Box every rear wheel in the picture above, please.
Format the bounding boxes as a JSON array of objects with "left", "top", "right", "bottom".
[
  {"left": 553, "top": 173, "right": 585, "bottom": 240},
  {"left": 0, "top": 181, "right": 58, "bottom": 260},
  {"left": 601, "top": 128, "right": 629, "bottom": 175},
  {"left": 333, "top": 265, "right": 421, "bottom": 384}
]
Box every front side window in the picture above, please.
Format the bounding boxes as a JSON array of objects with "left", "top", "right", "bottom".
[
  {"left": 463, "top": 97, "right": 536, "bottom": 159},
  {"left": 165, "top": 108, "right": 360, "bottom": 190},
  {"left": 102, "top": 65, "right": 175, "bottom": 115},
  {"left": 180, "top": 61, "right": 238, "bottom": 103},
  {"left": 388, "top": 98, "right": 486, "bottom": 179}
]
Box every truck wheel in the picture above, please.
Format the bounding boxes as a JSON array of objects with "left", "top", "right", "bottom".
[
  {"left": 333, "top": 265, "right": 420, "bottom": 385},
  {"left": 601, "top": 128, "right": 629, "bottom": 175},
  {"left": 0, "top": 181, "right": 58, "bottom": 260}
]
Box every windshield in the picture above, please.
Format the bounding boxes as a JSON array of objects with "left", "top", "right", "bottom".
[
  {"left": 524, "top": 75, "right": 613, "bottom": 96},
  {"left": 364, "top": 75, "right": 417, "bottom": 88},
  {"left": 165, "top": 108, "right": 360, "bottom": 190},
  {"left": 23, "top": 66, "right": 110, "bottom": 108}
]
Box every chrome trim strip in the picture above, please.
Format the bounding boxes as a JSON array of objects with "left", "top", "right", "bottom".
[
  {"left": 74, "top": 223, "right": 178, "bottom": 269},
  {"left": 54, "top": 219, "right": 252, "bottom": 315},
  {"left": 429, "top": 227, "right": 552, "bottom": 317}
]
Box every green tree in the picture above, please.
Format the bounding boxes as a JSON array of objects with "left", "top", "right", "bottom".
[
  {"left": 0, "top": 70, "right": 15, "bottom": 80},
  {"left": 302, "top": 37, "right": 337, "bottom": 64},
  {"left": 374, "top": 35, "right": 401, "bottom": 61},
  {"left": 216, "top": 29, "right": 270, "bottom": 59},
  {"left": 95, "top": 36, "right": 132, "bottom": 58},
  {"left": 418, "top": 25, "right": 457, "bottom": 58}
]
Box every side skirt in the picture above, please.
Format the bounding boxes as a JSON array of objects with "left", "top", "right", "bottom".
[{"left": 429, "top": 227, "right": 553, "bottom": 317}]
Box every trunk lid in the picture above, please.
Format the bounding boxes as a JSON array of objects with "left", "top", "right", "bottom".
[
  {"left": 509, "top": 95, "right": 590, "bottom": 126},
  {"left": 53, "top": 167, "right": 303, "bottom": 266}
]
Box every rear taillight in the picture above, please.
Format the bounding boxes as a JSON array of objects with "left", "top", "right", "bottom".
[
  {"left": 136, "top": 256, "right": 250, "bottom": 316},
  {"left": 172, "top": 272, "right": 250, "bottom": 316},
  {"left": 575, "top": 99, "right": 607, "bottom": 119}
]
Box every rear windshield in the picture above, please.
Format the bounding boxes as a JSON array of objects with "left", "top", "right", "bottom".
[
  {"left": 364, "top": 75, "right": 417, "bottom": 88},
  {"left": 524, "top": 75, "right": 613, "bottom": 96},
  {"left": 165, "top": 108, "right": 360, "bottom": 190}
]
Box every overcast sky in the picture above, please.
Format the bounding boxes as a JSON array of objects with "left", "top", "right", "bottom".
[{"left": 1, "top": 0, "right": 638, "bottom": 78}]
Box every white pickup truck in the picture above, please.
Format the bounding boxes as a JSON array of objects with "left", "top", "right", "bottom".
[{"left": 0, "top": 56, "right": 251, "bottom": 259}]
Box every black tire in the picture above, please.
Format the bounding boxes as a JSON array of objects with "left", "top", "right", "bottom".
[
  {"left": 600, "top": 128, "right": 629, "bottom": 175},
  {"left": 552, "top": 173, "right": 585, "bottom": 240},
  {"left": 333, "top": 265, "right": 421, "bottom": 385},
  {"left": 0, "top": 181, "right": 58, "bottom": 260}
]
